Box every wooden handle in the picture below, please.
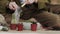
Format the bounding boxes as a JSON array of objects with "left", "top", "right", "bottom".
[{"left": 21, "top": 3, "right": 26, "bottom": 7}]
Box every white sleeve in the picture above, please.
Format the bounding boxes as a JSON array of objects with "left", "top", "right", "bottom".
[
  {"left": 20, "top": 0, "right": 35, "bottom": 4},
  {"left": 20, "top": 0, "right": 26, "bottom": 4},
  {"left": 29, "top": 0, "right": 35, "bottom": 3}
]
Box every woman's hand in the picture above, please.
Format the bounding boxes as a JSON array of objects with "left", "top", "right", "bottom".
[{"left": 9, "top": 2, "right": 19, "bottom": 10}]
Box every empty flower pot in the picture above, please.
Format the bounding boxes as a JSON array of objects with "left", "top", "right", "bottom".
[
  {"left": 10, "top": 24, "right": 17, "bottom": 30},
  {"left": 17, "top": 24, "right": 23, "bottom": 31},
  {"left": 31, "top": 24, "right": 37, "bottom": 31}
]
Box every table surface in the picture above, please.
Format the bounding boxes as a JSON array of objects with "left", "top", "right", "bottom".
[{"left": 0, "top": 30, "right": 60, "bottom": 34}]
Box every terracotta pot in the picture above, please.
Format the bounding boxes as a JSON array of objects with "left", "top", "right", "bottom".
[
  {"left": 31, "top": 24, "right": 37, "bottom": 31},
  {"left": 10, "top": 24, "right": 17, "bottom": 30},
  {"left": 17, "top": 24, "right": 23, "bottom": 31}
]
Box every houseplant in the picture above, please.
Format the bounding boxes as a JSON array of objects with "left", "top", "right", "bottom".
[
  {"left": 10, "top": 11, "right": 19, "bottom": 30},
  {"left": 10, "top": 7, "right": 22, "bottom": 30},
  {"left": 31, "top": 21, "right": 37, "bottom": 31},
  {"left": 10, "top": 9, "right": 18, "bottom": 30}
]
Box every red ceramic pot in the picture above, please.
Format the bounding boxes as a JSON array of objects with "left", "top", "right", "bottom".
[
  {"left": 17, "top": 24, "right": 23, "bottom": 31},
  {"left": 10, "top": 24, "right": 17, "bottom": 30},
  {"left": 31, "top": 24, "right": 37, "bottom": 31}
]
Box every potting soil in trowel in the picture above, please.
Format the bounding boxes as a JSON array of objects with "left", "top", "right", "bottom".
[{"left": 11, "top": 7, "right": 22, "bottom": 24}]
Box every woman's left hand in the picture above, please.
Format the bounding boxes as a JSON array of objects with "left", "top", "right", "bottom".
[{"left": 9, "top": 2, "right": 19, "bottom": 10}]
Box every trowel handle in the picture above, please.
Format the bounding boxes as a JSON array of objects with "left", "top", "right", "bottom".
[{"left": 21, "top": 3, "right": 26, "bottom": 7}]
